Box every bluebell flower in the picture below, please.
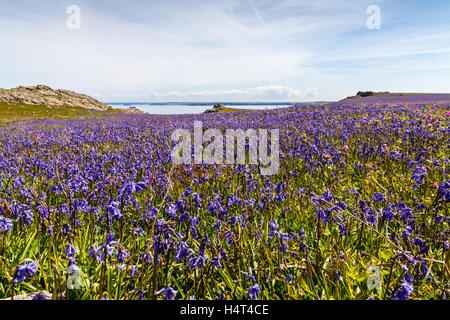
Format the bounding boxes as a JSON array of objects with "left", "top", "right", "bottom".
[
  {"left": 322, "top": 189, "right": 334, "bottom": 202},
  {"left": 316, "top": 209, "right": 329, "bottom": 223},
  {"left": 212, "top": 220, "right": 222, "bottom": 229},
  {"left": 32, "top": 291, "right": 49, "bottom": 300},
  {"left": 46, "top": 224, "right": 53, "bottom": 237},
  {"left": 106, "top": 201, "right": 121, "bottom": 221},
  {"left": 358, "top": 199, "right": 367, "bottom": 210},
  {"left": 13, "top": 260, "right": 38, "bottom": 284},
  {"left": 188, "top": 240, "right": 207, "bottom": 269},
  {"left": 284, "top": 274, "right": 292, "bottom": 283},
  {"left": 0, "top": 215, "right": 13, "bottom": 233},
  {"left": 373, "top": 192, "right": 384, "bottom": 203},
  {"left": 141, "top": 207, "right": 158, "bottom": 222},
  {"left": 269, "top": 220, "right": 279, "bottom": 231},
  {"left": 367, "top": 214, "right": 377, "bottom": 227},
  {"left": 390, "top": 232, "right": 399, "bottom": 244},
  {"left": 36, "top": 204, "right": 49, "bottom": 219},
  {"left": 416, "top": 203, "right": 426, "bottom": 211},
  {"left": 89, "top": 232, "right": 120, "bottom": 262},
  {"left": 10, "top": 202, "right": 33, "bottom": 226},
  {"left": 182, "top": 187, "right": 192, "bottom": 198},
  {"left": 350, "top": 186, "right": 360, "bottom": 197},
  {"left": 174, "top": 242, "right": 191, "bottom": 262},
  {"left": 247, "top": 284, "right": 260, "bottom": 300},
  {"left": 404, "top": 273, "right": 413, "bottom": 283},
  {"left": 133, "top": 227, "right": 145, "bottom": 238},
  {"left": 337, "top": 223, "right": 348, "bottom": 237},
  {"left": 65, "top": 243, "right": 77, "bottom": 258},
  {"left": 399, "top": 206, "right": 413, "bottom": 222},
  {"left": 437, "top": 180, "right": 450, "bottom": 203},
  {"left": 189, "top": 216, "right": 200, "bottom": 227},
  {"left": 299, "top": 227, "right": 307, "bottom": 238},
  {"left": 119, "top": 264, "right": 136, "bottom": 276},
  {"left": 382, "top": 205, "right": 395, "bottom": 222},
  {"left": 391, "top": 281, "right": 414, "bottom": 300},
  {"left": 336, "top": 202, "right": 347, "bottom": 210},
  {"left": 157, "top": 287, "right": 177, "bottom": 300},
  {"left": 116, "top": 248, "right": 130, "bottom": 264}
]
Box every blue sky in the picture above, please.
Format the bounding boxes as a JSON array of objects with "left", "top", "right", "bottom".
[{"left": 1, "top": 0, "right": 450, "bottom": 102}]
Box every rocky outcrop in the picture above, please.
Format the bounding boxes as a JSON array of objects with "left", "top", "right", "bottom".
[
  {"left": 204, "top": 103, "right": 225, "bottom": 113},
  {"left": 1, "top": 290, "right": 65, "bottom": 300},
  {"left": 0, "top": 85, "right": 111, "bottom": 111},
  {"left": 120, "top": 107, "right": 146, "bottom": 114}
]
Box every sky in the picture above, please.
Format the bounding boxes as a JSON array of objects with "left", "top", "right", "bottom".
[{"left": 1, "top": 0, "right": 450, "bottom": 102}]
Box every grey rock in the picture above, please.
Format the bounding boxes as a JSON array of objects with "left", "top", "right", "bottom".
[
  {"left": 0, "top": 85, "right": 111, "bottom": 111},
  {"left": 203, "top": 103, "right": 225, "bottom": 113},
  {"left": 2, "top": 290, "right": 53, "bottom": 300}
]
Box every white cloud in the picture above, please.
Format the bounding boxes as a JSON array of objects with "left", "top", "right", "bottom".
[
  {"left": 146, "top": 85, "right": 318, "bottom": 101},
  {"left": 0, "top": 0, "right": 449, "bottom": 102}
]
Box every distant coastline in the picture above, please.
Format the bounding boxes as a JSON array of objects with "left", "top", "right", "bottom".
[
  {"left": 107, "top": 101, "right": 331, "bottom": 114},
  {"left": 106, "top": 101, "right": 330, "bottom": 106}
]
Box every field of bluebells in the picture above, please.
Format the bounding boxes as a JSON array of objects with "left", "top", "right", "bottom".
[{"left": 0, "top": 102, "right": 448, "bottom": 300}]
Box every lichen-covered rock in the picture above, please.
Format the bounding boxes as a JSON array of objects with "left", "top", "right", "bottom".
[
  {"left": 2, "top": 291, "right": 53, "bottom": 300},
  {"left": 0, "top": 85, "right": 110, "bottom": 111},
  {"left": 204, "top": 103, "right": 225, "bottom": 113}
]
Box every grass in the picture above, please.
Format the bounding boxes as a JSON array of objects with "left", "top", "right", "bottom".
[
  {"left": 220, "top": 107, "right": 247, "bottom": 113},
  {"left": 0, "top": 102, "right": 447, "bottom": 301},
  {"left": 0, "top": 102, "right": 133, "bottom": 126}
]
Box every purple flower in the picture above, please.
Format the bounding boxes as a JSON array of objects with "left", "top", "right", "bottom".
[
  {"left": 367, "top": 214, "right": 377, "bottom": 227},
  {"left": 382, "top": 205, "right": 395, "bottom": 222},
  {"left": 316, "top": 209, "right": 329, "bottom": 223},
  {"left": 391, "top": 281, "right": 414, "bottom": 300},
  {"left": 106, "top": 201, "right": 121, "bottom": 221},
  {"left": 119, "top": 264, "right": 136, "bottom": 276},
  {"left": 157, "top": 287, "right": 177, "bottom": 300},
  {"left": 0, "top": 215, "right": 13, "bottom": 233},
  {"left": 247, "top": 284, "right": 260, "bottom": 300},
  {"left": 212, "top": 220, "right": 222, "bottom": 229},
  {"left": 437, "top": 180, "right": 450, "bottom": 202},
  {"left": 174, "top": 242, "right": 191, "bottom": 262},
  {"left": 13, "top": 260, "right": 38, "bottom": 284},
  {"left": 390, "top": 232, "right": 399, "bottom": 244},
  {"left": 373, "top": 192, "right": 384, "bottom": 203},
  {"left": 404, "top": 273, "right": 413, "bottom": 283},
  {"left": 65, "top": 244, "right": 77, "bottom": 258},
  {"left": 188, "top": 248, "right": 207, "bottom": 269},
  {"left": 116, "top": 248, "right": 130, "bottom": 264},
  {"left": 89, "top": 232, "right": 120, "bottom": 262},
  {"left": 322, "top": 189, "right": 334, "bottom": 202},
  {"left": 350, "top": 186, "right": 360, "bottom": 197},
  {"left": 165, "top": 203, "right": 177, "bottom": 219},
  {"left": 32, "top": 292, "right": 49, "bottom": 300}
]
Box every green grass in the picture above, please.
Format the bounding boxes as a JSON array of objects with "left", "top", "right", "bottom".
[
  {"left": 220, "top": 107, "right": 247, "bottom": 113},
  {"left": 0, "top": 102, "right": 131, "bottom": 126},
  {"left": 0, "top": 104, "right": 448, "bottom": 300}
]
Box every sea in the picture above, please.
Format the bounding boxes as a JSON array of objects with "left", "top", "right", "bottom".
[{"left": 107, "top": 102, "right": 312, "bottom": 115}]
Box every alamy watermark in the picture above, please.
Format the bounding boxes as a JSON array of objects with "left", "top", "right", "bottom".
[
  {"left": 367, "top": 265, "right": 381, "bottom": 290},
  {"left": 66, "top": 264, "right": 84, "bottom": 290},
  {"left": 170, "top": 121, "right": 280, "bottom": 175},
  {"left": 67, "top": 5, "right": 81, "bottom": 30},
  {"left": 366, "top": 5, "right": 381, "bottom": 30}
]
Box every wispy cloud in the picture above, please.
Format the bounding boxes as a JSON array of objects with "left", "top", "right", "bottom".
[
  {"left": 146, "top": 85, "right": 318, "bottom": 101},
  {"left": 0, "top": 0, "right": 449, "bottom": 101}
]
